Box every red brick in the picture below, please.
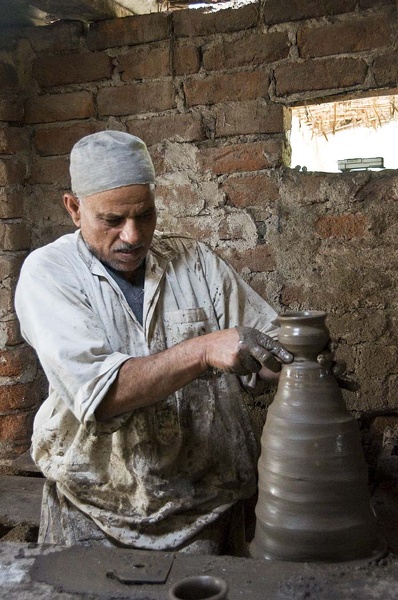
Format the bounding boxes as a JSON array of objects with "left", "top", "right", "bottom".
[
  {"left": 0, "top": 410, "right": 35, "bottom": 441},
  {"left": 33, "top": 122, "right": 106, "bottom": 157},
  {"left": 203, "top": 31, "right": 289, "bottom": 71},
  {"left": 28, "top": 156, "right": 70, "bottom": 187},
  {"left": 226, "top": 245, "right": 276, "bottom": 273},
  {"left": 0, "top": 320, "right": 23, "bottom": 347},
  {"left": 215, "top": 101, "right": 286, "bottom": 137},
  {"left": 373, "top": 51, "right": 398, "bottom": 87},
  {"left": 0, "top": 382, "right": 40, "bottom": 414},
  {"left": 184, "top": 72, "right": 269, "bottom": 108},
  {"left": 0, "top": 61, "right": 18, "bottom": 89},
  {"left": 263, "top": 0, "right": 356, "bottom": 25},
  {"left": 127, "top": 113, "right": 204, "bottom": 146},
  {"left": 275, "top": 57, "right": 367, "bottom": 96},
  {"left": 173, "top": 4, "right": 258, "bottom": 37},
  {"left": 0, "top": 127, "right": 28, "bottom": 154},
  {"left": 98, "top": 81, "right": 176, "bottom": 117},
  {"left": 26, "top": 20, "right": 84, "bottom": 53},
  {"left": 25, "top": 91, "right": 95, "bottom": 124},
  {"left": 315, "top": 213, "right": 368, "bottom": 239},
  {"left": 0, "top": 191, "right": 24, "bottom": 218},
  {"left": 118, "top": 42, "right": 171, "bottom": 81},
  {"left": 87, "top": 12, "right": 169, "bottom": 51},
  {"left": 0, "top": 347, "right": 37, "bottom": 379},
  {"left": 222, "top": 173, "right": 280, "bottom": 209},
  {"left": 173, "top": 43, "right": 201, "bottom": 76},
  {"left": 0, "top": 95, "right": 23, "bottom": 123},
  {"left": 0, "top": 223, "right": 30, "bottom": 251},
  {"left": 0, "top": 159, "right": 26, "bottom": 185},
  {"left": 0, "top": 254, "right": 25, "bottom": 280},
  {"left": 33, "top": 52, "right": 113, "bottom": 88},
  {"left": 298, "top": 15, "right": 393, "bottom": 59},
  {"left": 199, "top": 139, "right": 285, "bottom": 175}
]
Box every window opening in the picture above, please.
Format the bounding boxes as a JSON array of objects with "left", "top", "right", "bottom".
[{"left": 290, "top": 95, "right": 398, "bottom": 173}]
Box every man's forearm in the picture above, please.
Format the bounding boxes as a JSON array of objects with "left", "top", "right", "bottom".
[
  {"left": 96, "top": 335, "right": 209, "bottom": 420},
  {"left": 95, "top": 327, "right": 292, "bottom": 421}
]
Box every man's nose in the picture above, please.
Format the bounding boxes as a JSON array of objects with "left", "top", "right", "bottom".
[{"left": 119, "top": 220, "right": 140, "bottom": 245}]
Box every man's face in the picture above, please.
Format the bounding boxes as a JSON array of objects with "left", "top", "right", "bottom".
[{"left": 64, "top": 184, "right": 157, "bottom": 280}]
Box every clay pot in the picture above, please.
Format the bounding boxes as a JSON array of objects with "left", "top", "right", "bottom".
[
  {"left": 250, "top": 311, "right": 381, "bottom": 562},
  {"left": 168, "top": 575, "right": 228, "bottom": 600}
]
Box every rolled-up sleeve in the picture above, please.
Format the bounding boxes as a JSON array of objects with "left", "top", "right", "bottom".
[{"left": 15, "top": 249, "right": 132, "bottom": 431}]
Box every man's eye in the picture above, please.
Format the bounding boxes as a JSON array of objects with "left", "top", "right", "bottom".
[
  {"left": 104, "top": 218, "right": 122, "bottom": 226},
  {"left": 138, "top": 211, "right": 154, "bottom": 220}
]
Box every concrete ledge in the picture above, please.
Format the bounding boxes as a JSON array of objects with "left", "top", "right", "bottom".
[{"left": 0, "top": 475, "right": 43, "bottom": 529}]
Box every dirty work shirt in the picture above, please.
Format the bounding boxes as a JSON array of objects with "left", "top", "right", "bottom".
[{"left": 15, "top": 230, "right": 278, "bottom": 550}]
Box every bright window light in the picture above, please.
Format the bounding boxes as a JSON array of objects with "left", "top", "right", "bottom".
[{"left": 290, "top": 95, "right": 398, "bottom": 173}]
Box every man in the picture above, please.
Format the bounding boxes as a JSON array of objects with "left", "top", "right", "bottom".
[{"left": 15, "top": 131, "right": 292, "bottom": 554}]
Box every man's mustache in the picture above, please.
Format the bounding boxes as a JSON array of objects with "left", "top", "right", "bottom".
[{"left": 114, "top": 243, "right": 142, "bottom": 252}]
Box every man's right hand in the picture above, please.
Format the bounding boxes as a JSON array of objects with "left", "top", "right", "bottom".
[{"left": 202, "top": 327, "right": 293, "bottom": 376}]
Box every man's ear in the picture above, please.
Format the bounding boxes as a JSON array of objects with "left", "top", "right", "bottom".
[{"left": 63, "top": 193, "right": 81, "bottom": 227}]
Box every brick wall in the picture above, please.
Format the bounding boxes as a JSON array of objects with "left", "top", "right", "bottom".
[{"left": 1, "top": 0, "right": 398, "bottom": 463}]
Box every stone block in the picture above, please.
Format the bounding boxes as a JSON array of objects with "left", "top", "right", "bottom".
[
  {"left": 275, "top": 57, "right": 367, "bottom": 96},
  {"left": 173, "top": 43, "right": 201, "bottom": 76},
  {"left": 173, "top": 4, "right": 258, "bottom": 37},
  {"left": 359, "top": 0, "right": 395, "bottom": 6},
  {"left": 203, "top": 31, "right": 289, "bottom": 71},
  {"left": 126, "top": 113, "right": 204, "bottom": 146},
  {"left": 0, "top": 159, "right": 26, "bottom": 186},
  {"left": 28, "top": 156, "right": 70, "bottom": 187},
  {"left": 0, "top": 61, "right": 18, "bottom": 90},
  {"left": 33, "top": 52, "right": 113, "bottom": 88},
  {"left": 0, "top": 255, "right": 25, "bottom": 280},
  {"left": 222, "top": 172, "right": 280, "bottom": 209},
  {"left": 227, "top": 245, "right": 276, "bottom": 273},
  {"left": 0, "top": 320, "right": 23, "bottom": 348},
  {"left": 373, "top": 51, "right": 398, "bottom": 87},
  {"left": 155, "top": 183, "right": 204, "bottom": 218},
  {"left": 199, "top": 139, "right": 285, "bottom": 175},
  {"left": 118, "top": 41, "right": 171, "bottom": 81},
  {"left": 184, "top": 72, "right": 269, "bottom": 108},
  {"left": 315, "top": 213, "right": 368, "bottom": 239},
  {"left": 263, "top": 0, "right": 356, "bottom": 25},
  {"left": 87, "top": 13, "right": 169, "bottom": 51},
  {"left": 33, "top": 122, "right": 106, "bottom": 157},
  {"left": 0, "top": 223, "right": 30, "bottom": 251},
  {"left": 298, "top": 14, "right": 393, "bottom": 59},
  {"left": 0, "top": 96, "right": 23, "bottom": 123},
  {"left": 26, "top": 20, "right": 84, "bottom": 53},
  {"left": 0, "top": 411, "right": 34, "bottom": 444},
  {"left": 25, "top": 92, "right": 95, "bottom": 124},
  {"left": 214, "top": 101, "right": 285, "bottom": 137},
  {"left": 0, "top": 192, "right": 24, "bottom": 219},
  {"left": 0, "top": 127, "right": 28, "bottom": 154},
  {"left": 0, "top": 285, "right": 15, "bottom": 319},
  {"left": 98, "top": 81, "right": 176, "bottom": 116},
  {"left": 0, "top": 347, "right": 37, "bottom": 379}
]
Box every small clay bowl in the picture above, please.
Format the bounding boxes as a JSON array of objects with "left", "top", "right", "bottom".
[{"left": 168, "top": 575, "right": 229, "bottom": 600}]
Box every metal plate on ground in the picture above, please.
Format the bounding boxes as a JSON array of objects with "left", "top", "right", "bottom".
[{"left": 30, "top": 545, "right": 174, "bottom": 597}]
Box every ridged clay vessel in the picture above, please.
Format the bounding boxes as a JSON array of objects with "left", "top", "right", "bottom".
[{"left": 250, "top": 310, "right": 382, "bottom": 562}]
